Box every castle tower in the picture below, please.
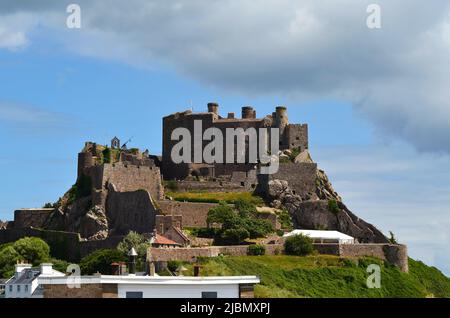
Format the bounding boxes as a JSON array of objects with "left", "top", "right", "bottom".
[
  {"left": 242, "top": 106, "right": 256, "bottom": 119},
  {"left": 207, "top": 102, "right": 219, "bottom": 115},
  {"left": 77, "top": 151, "right": 94, "bottom": 178},
  {"left": 274, "top": 106, "right": 289, "bottom": 133}
]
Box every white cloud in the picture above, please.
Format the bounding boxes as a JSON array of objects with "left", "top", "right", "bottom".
[{"left": 1, "top": 0, "right": 449, "bottom": 152}]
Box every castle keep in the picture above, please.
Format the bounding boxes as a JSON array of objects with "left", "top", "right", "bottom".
[{"left": 162, "top": 103, "right": 308, "bottom": 180}]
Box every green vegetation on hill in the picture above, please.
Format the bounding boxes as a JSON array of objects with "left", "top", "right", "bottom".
[
  {"left": 183, "top": 255, "right": 450, "bottom": 298},
  {"left": 167, "top": 191, "right": 264, "bottom": 205},
  {"left": 207, "top": 200, "right": 274, "bottom": 245}
]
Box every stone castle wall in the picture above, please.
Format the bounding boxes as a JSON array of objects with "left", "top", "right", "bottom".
[
  {"left": 105, "top": 187, "right": 158, "bottom": 236},
  {"left": 339, "top": 243, "right": 408, "bottom": 272},
  {"left": 13, "top": 209, "right": 54, "bottom": 229},
  {"left": 259, "top": 162, "right": 317, "bottom": 198},
  {"left": 285, "top": 124, "right": 308, "bottom": 151},
  {"left": 148, "top": 243, "right": 408, "bottom": 272},
  {"left": 158, "top": 201, "right": 217, "bottom": 228},
  {"left": 148, "top": 245, "right": 284, "bottom": 262},
  {"left": 173, "top": 180, "right": 252, "bottom": 193},
  {"left": 88, "top": 163, "right": 164, "bottom": 200}
]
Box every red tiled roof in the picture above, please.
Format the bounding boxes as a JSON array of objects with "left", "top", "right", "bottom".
[{"left": 154, "top": 233, "right": 180, "bottom": 246}]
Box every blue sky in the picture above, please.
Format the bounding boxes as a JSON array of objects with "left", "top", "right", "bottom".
[{"left": 1, "top": 0, "right": 450, "bottom": 276}]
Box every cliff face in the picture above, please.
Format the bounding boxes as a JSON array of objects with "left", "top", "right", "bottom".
[{"left": 267, "top": 173, "right": 388, "bottom": 243}]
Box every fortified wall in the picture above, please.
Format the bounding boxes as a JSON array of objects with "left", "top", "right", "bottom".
[
  {"left": 148, "top": 243, "right": 409, "bottom": 272},
  {"left": 258, "top": 162, "right": 318, "bottom": 198},
  {"left": 13, "top": 209, "right": 54, "bottom": 229}
]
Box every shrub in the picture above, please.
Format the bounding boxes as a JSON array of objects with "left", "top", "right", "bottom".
[
  {"left": 49, "top": 258, "right": 70, "bottom": 273},
  {"left": 388, "top": 231, "right": 398, "bottom": 244},
  {"left": 328, "top": 200, "right": 340, "bottom": 215},
  {"left": 43, "top": 202, "right": 57, "bottom": 209},
  {"left": 284, "top": 234, "right": 314, "bottom": 256},
  {"left": 221, "top": 228, "right": 250, "bottom": 245},
  {"left": 288, "top": 147, "right": 301, "bottom": 161},
  {"left": 248, "top": 244, "right": 266, "bottom": 256},
  {"left": 102, "top": 147, "right": 112, "bottom": 164},
  {"left": 188, "top": 227, "right": 220, "bottom": 238},
  {"left": 80, "top": 249, "right": 127, "bottom": 275},
  {"left": 165, "top": 180, "right": 179, "bottom": 192},
  {"left": 167, "top": 260, "right": 183, "bottom": 272},
  {"left": 276, "top": 209, "right": 293, "bottom": 230},
  {"left": 235, "top": 199, "right": 257, "bottom": 217},
  {"left": 207, "top": 202, "right": 235, "bottom": 225}
]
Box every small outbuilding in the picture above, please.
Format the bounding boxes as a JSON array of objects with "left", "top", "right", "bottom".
[{"left": 283, "top": 230, "right": 355, "bottom": 244}]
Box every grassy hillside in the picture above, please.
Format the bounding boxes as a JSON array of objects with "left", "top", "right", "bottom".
[{"left": 182, "top": 255, "right": 450, "bottom": 298}]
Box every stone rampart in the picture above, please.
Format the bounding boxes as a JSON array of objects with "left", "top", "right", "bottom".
[{"left": 13, "top": 209, "right": 53, "bottom": 229}]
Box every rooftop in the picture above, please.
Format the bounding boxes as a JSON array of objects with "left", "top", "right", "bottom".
[{"left": 38, "top": 275, "right": 260, "bottom": 286}]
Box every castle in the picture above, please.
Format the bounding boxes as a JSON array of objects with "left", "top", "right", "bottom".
[
  {"left": 162, "top": 103, "right": 308, "bottom": 180},
  {"left": 0, "top": 103, "right": 407, "bottom": 271}
]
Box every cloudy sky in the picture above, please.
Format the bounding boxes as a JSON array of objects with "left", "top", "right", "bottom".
[{"left": 0, "top": 1, "right": 449, "bottom": 275}]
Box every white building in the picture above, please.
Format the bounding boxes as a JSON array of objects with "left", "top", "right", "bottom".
[
  {"left": 38, "top": 275, "right": 260, "bottom": 298},
  {"left": 5, "top": 263, "right": 65, "bottom": 298},
  {"left": 283, "top": 229, "right": 355, "bottom": 244}
]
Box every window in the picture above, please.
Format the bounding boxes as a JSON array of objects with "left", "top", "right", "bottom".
[
  {"left": 25, "top": 285, "right": 29, "bottom": 293},
  {"left": 126, "top": 291, "right": 143, "bottom": 298},
  {"left": 202, "top": 291, "right": 218, "bottom": 298},
  {"left": 9, "top": 285, "right": 12, "bottom": 292},
  {"left": 17, "top": 285, "right": 21, "bottom": 292}
]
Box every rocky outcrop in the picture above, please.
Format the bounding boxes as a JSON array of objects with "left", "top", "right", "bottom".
[
  {"left": 0, "top": 220, "right": 10, "bottom": 230},
  {"left": 290, "top": 200, "right": 388, "bottom": 243},
  {"left": 78, "top": 205, "right": 108, "bottom": 240},
  {"left": 315, "top": 169, "right": 342, "bottom": 202},
  {"left": 267, "top": 179, "right": 388, "bottom": 243}
]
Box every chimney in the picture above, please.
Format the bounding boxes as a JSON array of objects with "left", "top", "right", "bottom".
[
  {"left": 15, "top": 262, "right": 32, "bottom": 278},
  {"left": 194, "top": 265, "right": 202, "bottom": 277},
  {"left": 128, "top": 247, "right": 138, "bottom": 275},
  {"left": 227, "top": 112, "right": 235, "bottom": 119},
  {"left": 207, "top": 102, "right": 219, "bottom": 115},
  {"left": 149, "top": 262, "right": 156, "bottom": 276},
  {"left": 242, "top": 106, "right": 255, "bottom": 119},
  {"left": 39, "top": 263, "right": 53, "bottom": 276}
]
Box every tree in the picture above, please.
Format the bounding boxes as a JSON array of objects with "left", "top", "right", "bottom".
[
  {"left": 284, "top": 234, "right": 314, "bottom": 256},
  {"left": 0, "top": 246, "right": 21, "bottom": 278},
  {"left": 206, "top": 200, "right": 274, "bottom": 245},
  {"left": 117, "top": 231, "right": 150, "bottom": 256},
  {"left": 13, "top": 237, "right": 50, "bottom": 264},
  {"left": 207, "top": 202, "right": 235, "bottom": 226},
  {"left": 80, "top": 249, "right": 127, "bottom": 275}
]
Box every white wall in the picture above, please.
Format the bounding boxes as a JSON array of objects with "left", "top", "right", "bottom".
[{"left": 117, "top": 283, "right": 239, "bottom": 298}]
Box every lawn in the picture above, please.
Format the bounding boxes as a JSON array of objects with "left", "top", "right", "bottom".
[{"left": 166, "top": 191, "right": 264, "bottom": 205}]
